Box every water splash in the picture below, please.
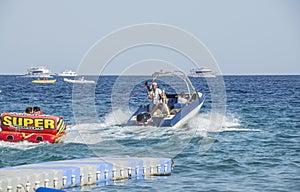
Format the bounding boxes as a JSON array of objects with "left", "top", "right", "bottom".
[
  {"left": 105, "top": 107, "right": 131, "bottom": 125},
  {"left": 0, "top": 140, "right": 47, "bottom": 150},
  {"left": 188, "top": 112, "right": 260, "bottom": 134},
  {"left": 65, "top": 110, "right": 260, "bottom": 143}
]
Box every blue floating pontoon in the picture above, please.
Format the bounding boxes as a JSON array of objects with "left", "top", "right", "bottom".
[{"left": 0, "top": 157, "right": 173, "bottom": 191}]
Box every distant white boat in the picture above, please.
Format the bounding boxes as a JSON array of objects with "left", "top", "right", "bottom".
[
  {"left": 57, "top": 70, "right": 78, "bottom": 77},
  {"left": 24, "top": 66, "right": 53, "bottom": 78},
  {"left": 64, "top": 77, "right": 95, "bottom": 84},
  {"left": 188, "top": 67, "right": 216, "bottom": 78}
]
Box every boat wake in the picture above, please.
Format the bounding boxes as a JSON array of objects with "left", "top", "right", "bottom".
[
  {"left": 64, "top": 109, "right": 260, "bottom": 145},
  {"left": 221, "top": 114, "right": 261, "bottom": 132},
  {"left": 188, "top": 112, "right": 260, "bottom": 134},
  {"left": 0, "top": 110, "right": 259, "bottom": 158},
  {"left": 0, "top": 140, "right": 47, "bottom": 150},
  {"left": 0, "top": 109, "right": 259, "bottom": 150},
  {"left": 62, "top": 109, "right": 262, "bottom": 157},
  {"left": 222, "top": 127, "right": 261, "bottom": 132}
]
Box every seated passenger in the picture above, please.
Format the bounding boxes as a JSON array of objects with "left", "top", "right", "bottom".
[
  {"left": 24, "top": 107, "right": 33, "bottom": 114},
  {"left": 170, "top": 92, "right": 190, "bottom": 115},
  {"left": 178, "top": 92, "right": 189, "bottom": 104},
  {"left": 33, "top": 106, "right": 43, "bottom": 115}
]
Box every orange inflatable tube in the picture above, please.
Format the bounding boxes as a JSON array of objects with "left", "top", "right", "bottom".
[
  {"left": 0, "top": 131, "right": 66, "bottom": 143},
  {"left": 1, "top": 112, "right": 66, "bottom": 135}
]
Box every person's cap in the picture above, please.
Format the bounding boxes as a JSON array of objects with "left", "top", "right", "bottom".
[{"left": 152, "top": 82, "right": 157, "bottom": 86}]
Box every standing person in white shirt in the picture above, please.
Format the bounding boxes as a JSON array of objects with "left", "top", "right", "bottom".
[{"left": 148, "top": 82, "right": 170, "bottom": 116}]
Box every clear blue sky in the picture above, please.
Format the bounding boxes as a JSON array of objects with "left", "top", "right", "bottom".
[{"left": 0, "top": 0, "right": 299, "bottom": 75}]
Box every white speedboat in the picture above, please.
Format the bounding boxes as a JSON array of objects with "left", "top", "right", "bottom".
[
  {"left": 57, "top": 70, "right": 78, "bottom": 77},
  {"left": 64, "top": 76, "right": 95, "bottom": 84},
  {"left": 24, "top": 66, "right": 53, "bottom": 78},
  {"left": 188, "top": 67, "right": 216, "bottom": 78},
  {"left": 127, "top": 71, "right": 205, "bottom": 128}
]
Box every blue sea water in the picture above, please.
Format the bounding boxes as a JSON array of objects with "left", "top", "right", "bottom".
[{"left": 0, "top": 75, "right": 299, "bottom": 191}]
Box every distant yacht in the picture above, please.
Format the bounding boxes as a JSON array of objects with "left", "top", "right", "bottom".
[
  {"left": 24, "top": 66, "right": 53, "bottom": 78},
  {"left": 188, "top": 67, "right": 216, "bottom": 78},
  {"left": 57, "top": 70, "right": 78, "bottom": 77}
]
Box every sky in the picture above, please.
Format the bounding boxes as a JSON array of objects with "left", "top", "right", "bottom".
[{"left": 0, "top": 0, "right": 299, "bottom": 75}]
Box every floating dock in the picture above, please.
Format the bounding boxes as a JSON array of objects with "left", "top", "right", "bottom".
[{"left": 0, "top": 157, "right": 173, "bottom": 191}]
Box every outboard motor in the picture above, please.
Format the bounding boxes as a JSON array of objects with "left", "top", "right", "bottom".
[{"left": 136, "top": 112, "right": 152, "bottom": 125}]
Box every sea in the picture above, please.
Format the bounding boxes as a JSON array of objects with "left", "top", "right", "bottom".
[{"left": 0, "top": 75, "right": 299, "bottom": 192}]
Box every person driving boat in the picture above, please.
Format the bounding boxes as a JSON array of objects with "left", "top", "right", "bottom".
[{"left": 147, "top": 82, "right": 170, "bottom": 116}]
